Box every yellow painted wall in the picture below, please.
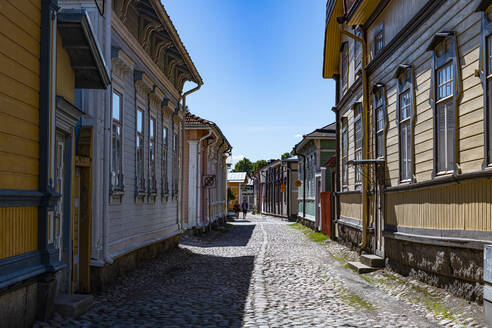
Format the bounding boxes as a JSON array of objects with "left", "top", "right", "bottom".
[
  {"left": 0, "top": 0, "right": 41, "bottom": 190},
  {"left": 0, "top": 207, "right": 38, "bottom": 260},
  {"left": 228, "top": 182, "right": 240, "bottom": 210},
  {"left": 56, "top": 31, "right": 75, "bottom": 104},
  {"left": 386, "top": 179, "right": 492, "bottom": 231},
  {"left": 339, "top": 193, "right": 362, "bottom": 221}
]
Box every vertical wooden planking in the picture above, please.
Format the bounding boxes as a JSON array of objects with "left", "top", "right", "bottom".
[{"left": 0, "top": 207, "right": 38, "bottom": 260}]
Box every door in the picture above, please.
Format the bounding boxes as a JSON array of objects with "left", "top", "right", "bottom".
[{"left": 315, "top": 177, "right": 321, "bottom": 231}]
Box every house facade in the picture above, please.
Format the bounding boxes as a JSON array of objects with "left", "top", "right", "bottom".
[
  {"left": 0, "top": 0, "right": 110, "bottom": 325},
  {"left": 183, "top": 113, "right": 231, "bottom": 231},
  {"left": 324, "top": 0, "right": 492, "bottom": 301},
  {"left": 227, "top": 172, "right": 247, "bottom": 211},
  {"left": 293, "top": 124, "right": 336, "bottom": 230},
  {"left": 255, "top": 158, "right": 298, "bottom": 219},
  {"left": 74, "top": 0, "right": 203, "bottom": 291}
]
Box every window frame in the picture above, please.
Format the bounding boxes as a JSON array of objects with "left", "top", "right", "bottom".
[
  {"left": 480, "top": 11, "right": 492, "bottom": 167},
  {"left": 161, "top": 121, "right": 169, "bottom": 195},
  {"left": 111, "top": 90, "right": 124, "bottom": 192},
  {"left": 341, "top": 117, "right": 348, "bottom": 191},
  {"left": 429, "top": 32, "right": 461, "bottom": 177},
  {"left": 372, "top": 83, "right": 386, "bottom": 159},
  {"left": 353, "top": 103, "right": 362, "bottom": 190},
  {"left": 374, "top": 22, "right": 384, "bottom": 56},
  {"left": 149, "top": 114, "right": 157, "bottom": 194},
  {"left": 394, "top": 65, "right": 415, "bottom": 183},
  {"left": 172, "top": 130, "right": 179, "bottom": 196},
  {"left": 353, "top": 26, "right": 362, "bottom": 75},
  {"left": 341, "top": 42, "right": 349, "bottom": 94},
  {"left": 136, "top": 107, "right": 145, "bottom": 194}
]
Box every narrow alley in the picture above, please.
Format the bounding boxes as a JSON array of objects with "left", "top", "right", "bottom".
[{"left": 36, "top": 215, "right": 485, "bottom": 328}]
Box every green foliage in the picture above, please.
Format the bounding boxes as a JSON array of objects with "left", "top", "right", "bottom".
[
  {"left": 251, "top": 159, "right": 268, "bottom": 172},
  {"left": 281, "top": 152, "right": 291, "bottom": 160},
  {"left": 227, "top": 188, "right": 235, "bottom": 202},
  {"left": 288, "top": 223, "right": 329, "bottom": 242},
  {"left": 232, "top": 158, "right": 253, "bottom": 174}
]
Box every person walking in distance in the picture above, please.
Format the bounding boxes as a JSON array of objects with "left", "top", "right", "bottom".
[
  {"left": 233, "top": 201, "right": 241, "bottom": 220},
  {"left": 241, "top": 201, "right": 248, "bottom": 219}
]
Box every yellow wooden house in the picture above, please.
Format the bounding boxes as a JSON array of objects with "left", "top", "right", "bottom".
[
  {"left": 0, "top": 1, "right": 109, "bottom": 325},
  {"left": 324, "top": 0, "right": 492, "bottom": 302}
]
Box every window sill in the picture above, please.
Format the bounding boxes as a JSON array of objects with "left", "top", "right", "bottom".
[{"left": 136, "top": 190, "right": 147, "bottom": 198}]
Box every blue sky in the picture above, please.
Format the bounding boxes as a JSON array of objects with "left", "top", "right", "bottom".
[{"left": 164, "top": 0, "right": 336, "bottom": 164}]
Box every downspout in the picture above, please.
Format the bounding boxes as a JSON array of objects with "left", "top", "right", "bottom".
[
  {"left": 102, "top": 0, "right": 113, "bottom": 264},
  {"left": 340, "top": 29, "right": 370, "bottom": 250},
  {"left": 216, "top": 139, "right": 225, "bottom": 220},
  {"left": 180, "top": 84, "right": 201, "bottom": 230}
]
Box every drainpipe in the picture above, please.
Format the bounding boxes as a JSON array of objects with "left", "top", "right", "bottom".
[
  {"left": 216, "top": 139, "right": 225, "bottom": 221},
  {"left": 340, "top": 28, "right": 370, "bottom": 250},
  {"left": 102, "top": 0, "right": 113, "bottom": 264}
]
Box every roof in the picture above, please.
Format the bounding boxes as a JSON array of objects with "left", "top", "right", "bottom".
[
  {"left": 293, "top": 122, "right": 336, "bottom": 153},
  {"left": 150, "top": 0, "right": 203, "bottom": 85},
  {"left": 228, "top": 172, "right": 247, "bottom": 183},
  {"left": 185, "top": 113, "right": 232, "bottom": 150}
]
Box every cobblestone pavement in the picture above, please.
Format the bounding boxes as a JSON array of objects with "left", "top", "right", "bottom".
[{"left": 35, "top": 214, "right": 485, "bottom": 328}]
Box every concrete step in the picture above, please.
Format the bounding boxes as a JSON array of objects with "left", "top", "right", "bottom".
[
  {"left": 54, "top": 294, "right": 93, "bottom": 318},
  {"left": 347, "top": 261, "right": 379, "bottom": 274},
  {"left": 360, "top": 254, "right": 384, "bottom": 268}
]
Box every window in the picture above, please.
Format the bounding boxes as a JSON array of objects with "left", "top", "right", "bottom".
[
  {"left": 341, "top": 42, "right": 349, "bottom": 92},
  {"left": 375, "top": 23, "right": 384, "bottom": 56},
  {"left": 354, "top": 27, "right": 362, "bottom": 73},
  {"left": 111, "top": 91, "right": 123, "bottom": 191},
  {"left": 373, "top": 86, "right": 386, "bottom": 158},
  {"left": 354, "top": 104, "right": 362, "bottom": 188},
  {"left": 395, "top": 66, "right": 414, "bottom": 182},
  {"left": 162, "top": 124, "right": 168, "bottom": 194},
  {"left": 488, "top": 35, "right": 492, "bottom": 163},
  {"left": 149, "top": 116, "right": 156, "bottom": 193},
  {"left": 341, "top": 119, "right": 348, "bottom": 190},
  {"left": 136, "top": 108, "right": 145, "bottom": 192},
  {"left": 430, "top": 33, "right": 459, "bottom": 176},
  {"left": 481, "top": 13, "right": 492, "bottom": 165},
  {"left": 172, "top": 132, "right": 179, "bottom": 195}
]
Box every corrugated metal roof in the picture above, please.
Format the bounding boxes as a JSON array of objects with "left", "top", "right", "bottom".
[{"left": 227, "top": 172, "right": 247, "bottom": 183}]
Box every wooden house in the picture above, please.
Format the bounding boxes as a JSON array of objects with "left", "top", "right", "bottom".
[
  {"left": 324, "top": 0, "right": 492, "bottom": 301},
  {"left": 183, "top": 113, "right": 231, "bottom": 231},
  {"left": 293, "top": 123, "right": 337, "bottom": 230},
  {"left": 227, "top": 172, "right": 248, "bottom": 211},
  {"left": 0, "top": 0, "right": 109, "bottom": 325}
]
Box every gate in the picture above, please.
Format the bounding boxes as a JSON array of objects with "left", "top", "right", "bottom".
[{"left": 320, "top": 192, "right": 332, "bottom": 237}]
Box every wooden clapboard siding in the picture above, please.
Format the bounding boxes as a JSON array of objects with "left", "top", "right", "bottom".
[
  {"left": 0, "top": 0, "right": 40, "bottom": 190},
  {"left": 0, "top": 207, "right": 38, "bottom": 260},
  {"left": 339, "top": 193, "right": 362, "bottom": 221},
  {"left": 386, "top": 179, "right": 492, "bottom": 231}
]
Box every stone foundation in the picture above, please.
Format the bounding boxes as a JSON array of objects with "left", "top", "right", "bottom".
[
  {"left": 297, "top": 216, "right": 316, "bottom": 230},
  {"left": 385, "top": 237, "right": 484, "bottom": 302},
  {"left": 0, "top": 272, "right": 57, "bottom": 328},
  {"left": 91, "top": 234, "right": 181, "bottom": 291},
  {"left": 336, "top": 222, "right": 374, "bottom": 252}
]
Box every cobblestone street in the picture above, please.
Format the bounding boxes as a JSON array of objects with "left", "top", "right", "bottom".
[{"left": 37, "top": 214, "right": 485, "bottom": 328}]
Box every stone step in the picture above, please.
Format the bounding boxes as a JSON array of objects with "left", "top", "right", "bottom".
[
  {"left": 54, "top": 294, "right": 93, "bottom": 318},
  {"left": 360, "top": 254, "right": 384, "bottom": 268},
  {"left": 347, "top": 261, "right": 379, "bottom": 274}
]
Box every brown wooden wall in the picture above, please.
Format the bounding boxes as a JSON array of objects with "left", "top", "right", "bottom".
[
  {"left": 386, "top": 179, "right": 492, "bottom": 231},
  {"left": 339, "top": 193, "right": 362, "bottom": 221}
]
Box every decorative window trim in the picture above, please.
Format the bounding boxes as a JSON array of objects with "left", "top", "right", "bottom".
[
  {"left": 428, "top": 31, "right": 462, "bottom": 178},
  {"left": 352, "top": 102, "right": 362, "bottom": 190},
  {"left": 111, "top": 89, "right": 125, "bottom": 194},
  {"left": 341, "top": 116, "right": 349, "bottom": 191},
  {"left": 372, "top": 83, "right": 387, "bottom": 159},
  {"left": 374, "top": 22, "right": 384, "bottom": 56},
  {"left": 353, "top": 26, "right": 363, "bottom": 76},
  {"left": 479, "top": 9, "right": 492, "bottom": 168},
  {"left": 148, "top": 115, "right": 157, "bottom": 196},
  {"left": 340, "top": 42, "right": 349, "bottom": 94},
  {"left": 394, "top": 64, "right": 415, "bottom": 184}
]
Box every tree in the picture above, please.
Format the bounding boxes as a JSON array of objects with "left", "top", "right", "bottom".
[
  {"left": 227, "top": 187, "right": 235, "bottom": 203},
  {"left": 252, "top": 160, "right": 268, "bottom": 172},
  {"left": 233, "top": 157, "right": 253, "bottom": 174},
  {"left": 281, "top": 152, "right": 291, "bottom": 160}
]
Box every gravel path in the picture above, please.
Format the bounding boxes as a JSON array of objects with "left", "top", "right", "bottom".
[{"left": 35, "top": 214, "right": 485, "bottom": 327}]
